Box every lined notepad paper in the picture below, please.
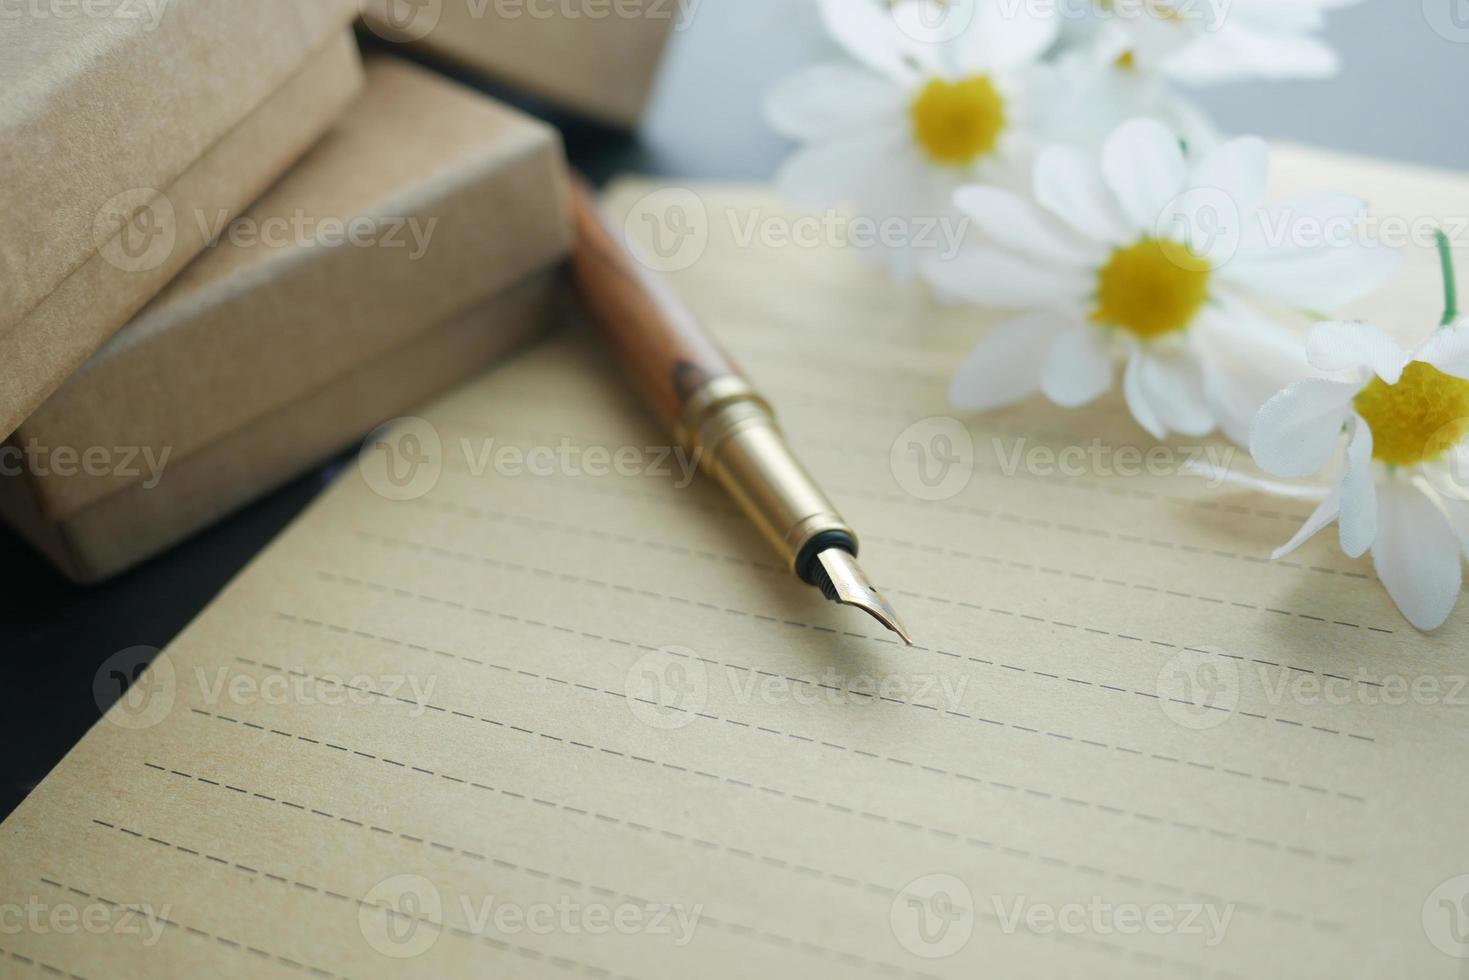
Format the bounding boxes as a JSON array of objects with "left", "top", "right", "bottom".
[{"left": 4, "top": 148, "right": 1468, "bottom": 979}]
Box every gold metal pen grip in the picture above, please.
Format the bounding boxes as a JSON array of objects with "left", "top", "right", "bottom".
[
  {"left": 570, "top": 178, "right": 911, "bottom": 643},
  {"left": 678, "top": 377, "right": 856, "bottom": 576}
]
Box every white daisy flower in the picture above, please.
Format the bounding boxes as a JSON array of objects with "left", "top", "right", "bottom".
[
  {"left": 1071, "top": 0, "right": 1363, "bottom": 84},
  {"left": 1249, "top": 250, "right": 1469, "bottom": 630},
  {"left": 765, "top": 0, "right": 1060, "bottom": 279},
  {"left": 931, "top": 117, "right": 1399, "bottom": 443},
  {"left": 1046, "top": 28, "right": 1219, "bottom": 156},
  {"left": 1055, "top": 0, "right": 1202, "bottom": 77}
]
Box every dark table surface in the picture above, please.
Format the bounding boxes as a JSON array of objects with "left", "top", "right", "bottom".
[{"left": 4, "top": 0, "right": 1466, "bottom": 821}]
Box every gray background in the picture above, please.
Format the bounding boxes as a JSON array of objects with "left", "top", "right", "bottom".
[{"left": 642, "top": 0, "right": 1469, "bottom": 176}]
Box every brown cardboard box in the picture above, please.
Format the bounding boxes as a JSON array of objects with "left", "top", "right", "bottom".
[
  {"left": 359, "top": 0, "right": 677, "bottom": 125},
  {"left": 0, "top": 56, "right": 573, "bottom": 582},
  {"left": 0, "top": 276, "right": 561, "bottom": 582},
  {"left": 0, "top": 0, "right": 365, "bottom": 438}
]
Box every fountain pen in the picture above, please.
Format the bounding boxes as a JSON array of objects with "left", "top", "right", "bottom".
[{"left": 568, "top": 178, "right": 912, "bottom": 645}]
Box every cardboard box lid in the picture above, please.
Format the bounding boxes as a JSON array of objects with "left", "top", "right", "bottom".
[
  {"left": 0, "top": 0, "right": 358, "bottom": 428},
  {"left": 15, "top": 55, "right": 572, "bottom": 521},
  {"left": 0, "top": 272, "right": 560, "bottom": 584},
  {"left": 360, "top": 0, "right": 677, "bottom": 125},
  {"left": 0, "top": 30, "right": 365, "bottom": 443}
]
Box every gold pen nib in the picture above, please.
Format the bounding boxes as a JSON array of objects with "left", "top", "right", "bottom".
[{"left": 814, "top": 548, "right": 913, "bottom": 646}]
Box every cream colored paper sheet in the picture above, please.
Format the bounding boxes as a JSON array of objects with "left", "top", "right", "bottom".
[{"left": 3, "top": 148, "right": 1468, "bottom": 979}]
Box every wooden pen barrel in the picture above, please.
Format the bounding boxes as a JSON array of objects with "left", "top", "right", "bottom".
[
  {"left": 568, "top": 177, "right": 741, "bottom": 433},
  {"left": 569, "top": 178, "right": 857, "bottom": 582}
]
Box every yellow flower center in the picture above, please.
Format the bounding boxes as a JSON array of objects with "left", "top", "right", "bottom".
[
  {"left": 1091, "top": 238, "right": 1212, "bottom": 339},
  {"left": 1353, "top": 360, "right": 1469, "bottom": 467},
  {"left": 910, "top": 75, "right": 1006, "bottom": 166}
]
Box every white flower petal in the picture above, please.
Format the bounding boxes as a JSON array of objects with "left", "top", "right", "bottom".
[
  {"left": 1441, "top": 493, "right": 1469, "bottom": 557},
  {"left": 818, "top": 0, "right": 919, "bottom": 84},
  {"left": 1249, "top": 378, "right": 1360, "bottom": 478},
  {"left": 765, "top": 63, "right": 905, "bottom": 141},
  {"left": 1132, "top": 349, "right": 1216, "bottom": 437},
  {"left": 1272, "top": 484, "right": 1342, "bottom": 559},
  {"left": 1188, "top": 136, "right": 1269, "bottom": 211},
  {"left": 919, "top": 247, "right": 1090, "bottom": 309},
  {"left": 1413, "top": 323, "right": 1469, "bottom": 380},
  {"left": 1447, "top": 445, "right": 1469, "bottom": 501},
  {"left": 1195, "top": 292, "right": 1310, "bottom": 372},
  {"left": 1033, "top": 144, "right": 1133, "bottom": 245},
  {"left": 949, "top": 312, "right": 1068, "bottom": 411},
  {"left": 959, "top": 0, "right": 1059, "bottom": 73},
  {"left": 1304, "top": 320, "right": 1410, "bottom": 383},
  {"left": 1193, "top": 298, "right": 1308, "bottom": 448},
  {"left": 952, "top": 185, "right": 1099, "bottom": 266},
  {"left": 1337, "top": 415, "right": 1377, "bottom": 558},
  {"left": 1203, "top": 367, "right": 1256, "bottom": 448},
  {"left": 773, "top": 128, "right": 906, "bottom": 210},
  {"left": 1222, "top": 240, "right": 1402, "bottom": 313},
  {"left": 1372, "top": 480, "right": 1463, "bottom": 631},
  {"left": 1101, "top": 118, "right": 1188, "bottom": 232},
  {"left": 1040, "top": 323, "right": 1114, "bottom": 407},
  {"left": 1236, "top": 192, "right": 1368, "bottom": 260},
  {"left": 1122, "top": 348, "right": 1166, "bottom": 439},
  {"left": 1166, "top": 27, "right": 1341, "bottom": 84}
]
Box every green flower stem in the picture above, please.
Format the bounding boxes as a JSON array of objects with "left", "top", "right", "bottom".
[{"left": 1437, "top": 229, "right": 1458, "bottom": 328}]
